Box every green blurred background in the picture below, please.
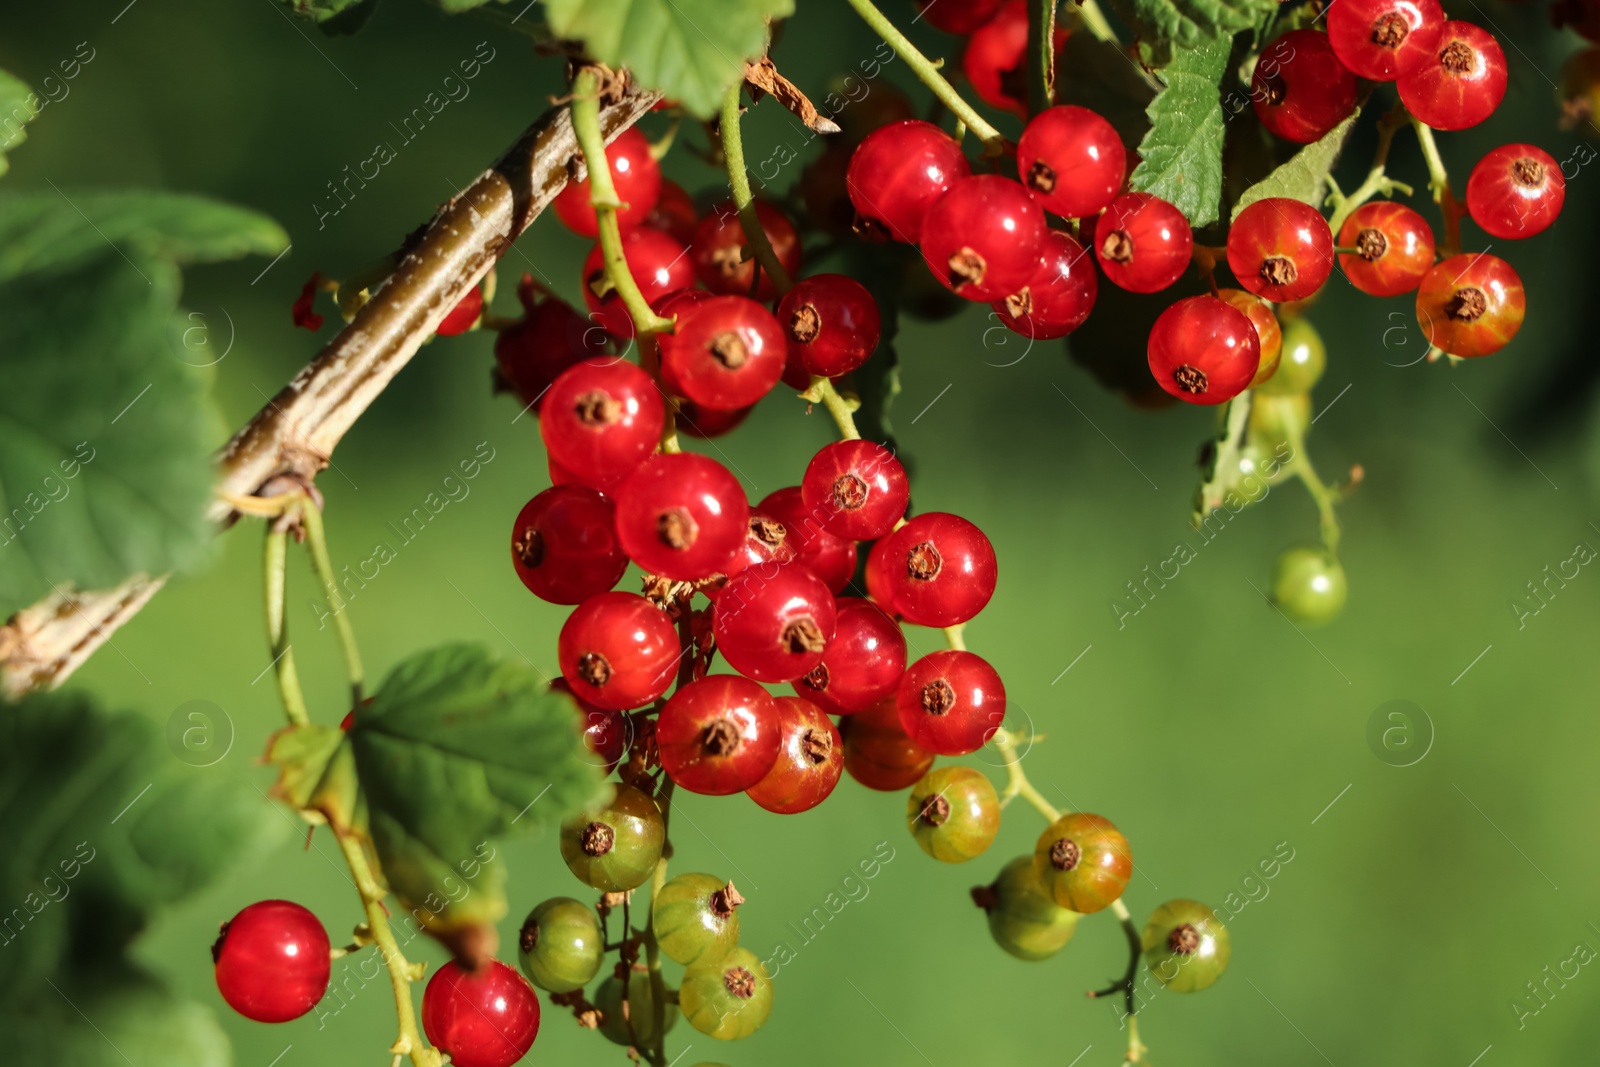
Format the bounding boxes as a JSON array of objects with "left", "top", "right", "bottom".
[{"left": 5, "top": 1, "right": 1600, "bottom": 1064}]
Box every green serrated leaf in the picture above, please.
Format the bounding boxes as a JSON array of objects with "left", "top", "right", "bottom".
[
  {"left": 1231, "top": 109, "right": 1360, "bottom": 218},
  {"left": 1129, "top": 33, "right": 1233, "bottom": 228},
  {"left": 1108, "top": 0, "right": 1277, "bottom": 67},
  {"left": 543, "top": 0, "right": 794, "bottom": 118},
  {"left": 349, "top": 643, "right": 604, "bottom": 931},
  {"left": 0, "top": 68, "right": 40, "bottom": 179},
  {"left": 268, "top": 722, "right": 362, "bottom": 830}
]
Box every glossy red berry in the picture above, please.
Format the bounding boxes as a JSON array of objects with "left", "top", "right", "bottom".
[
  {"left": 962, "top": 1, "right": 1033, "bottom": 117},
  {"left": 212, "top": 900, "right": 330, "bottom": 1023},
  {"left": 916, "top": 0, "right": 1004, "bottom": 34},
  {"left": 1326, "top": 0, "right": 1444, "bottom": 81},
  {"left": 558, "top": 592, "right": 679, "bottom": 710},
  {"left": 1032, "top": 813, "right": 1133, "bottom": 913},
  {"left": 896, "top": 650, "right": 1006, "bottom": 756},
  {"left": 778, "top": 273, "right": 881, "bottom": 379},
  {"left": 658, "top": 675, "right": 782, "bottom": 795},
  {"left": 582, "top": 228, "right": 693, "bottom": 342},
  {"left": 1465, "top": 144, "right": 1566, "bottom": 239},
  {"left": 690, "top": 200, "right": 802, "bottom": 301},
  {"left": 746, "top": 695, "right": 845, "bottom": 814},
  {"left": 511, "top": 486, "right": 628, "bottom": 604},
  {"left": 1415, "top": 252, "right": 1525, "bottom": 357},
  {"left": 714, "top": 562, "right": 839, "bottom": 682},
  {"left": 676, "top": 398, "right": 754, "bottom": 438},
  {"left": 1226, "top": 197, "right": 1334, "bottom": 302},
  {"left": 421, "top": 960, "right": 540, "bottom": 1067},
  {"left": 436, "top": 287, "right": 483, "bottom": 336},
  {"left": 1397, "top": 21, "right": 1507, "bottom": 130},
  {"left": 540, "top": 359, "right": 666, "bottom": 489},
  {"left": 646, "top": 178, "right": 698, "bottom": 244},
  {"left": 757, "top": 486, "right": 859, "bottom": 594},
  {"left": 1094, "top": 193, "right": 1193, "bottom": 293},
  {"left": 841, "top": 697, "right": 936, "bottom": 791},
  {"left": 659, "top": 295, "right": 786, "bottom": 410},
  {"left": 1251, "top": 30, "right": 1358, "bottom": 144},
  {"left": 1336, "top": 201, "right": 1436, "bottom": 296},
  {"left": 866, "top": 512, "right": 998, "bottom": 628},
  {"left": 494, "top": 278, "right": 608, "bottom": 411},
  {"left": 1215, "top": 288, "right": 1282, "bottom": 386},
  {"left": 709, "top": 511, "right": 800, "bottom": 596},
  {"left": 992, "top": 231, "right": 1098, "bottom": 340},
  {"left": 553, "top": 127, "right": 662, "bottom": 238},
  {"left": 921, "top": 175, "right": 1048, "bottom": 302},
  {"left": 800, "top": 440, "right": 909, "bottom": 541},
  {"left": 614, "top": 453, "right": 749, "bottom": 580},
  {"left": 1147, "top": 295, "right": 1259, "bottom": 405},
  {"left": 793, "top": 597, "right": 907, "bottom": 714},
  {"left": 1018, "top": 105, "right": 1126, "bottom": 218},
  {"left": 551, "top": 679, "right": 630, "bottom": 772},
  {"left": 847, "top": 120, "right": 972, "bottom": 243}
]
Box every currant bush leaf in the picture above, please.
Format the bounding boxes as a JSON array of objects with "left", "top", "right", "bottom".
[
  {"left": 543, "top": 0, "right": 794, "bottom": 118},
  {"left": 348, "top": 643, "right": 605, "bottom": 932},
  {"left": 0, "top": 690, "right": 284, "bottom": 1064},
  {"left": 1230, "top": 109, "right": 1360, "bottom": 218},
  {"left": 1106, "top": 0, "right": 1277, "bottom": 67},
  {"left": 1128, "top": 33, "right": 1234, "bottom": 228},
  {"left": 0, "top": 192, "right": 286, "bottom": 617},
  {"left": 0, "top": 67, "right": 39, "bottom": 178}
]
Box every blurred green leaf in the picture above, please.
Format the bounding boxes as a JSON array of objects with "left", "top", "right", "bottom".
[
  {"left": 544, "top": 0, "right": 794, "bottom": 118},
  {"left": 1230, "top": 110, "right": 1359, "bottom": 218},
  {"left": 348, "top": 643, "right": 604, "bottom": 931},
  {"left": 1129, "top": 33, "right": 1234, "bottom": 227},
  {"left": 0, "top": 67, "right": 39, "bottom": 178},
  {"left": 1106, "top": 0, "right": 1276, "bottom": 66}
]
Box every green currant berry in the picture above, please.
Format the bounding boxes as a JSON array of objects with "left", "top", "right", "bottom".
[
  {"left": 906, "top": 766, "right": 1000, "bottom": 863},
  {"left": 1248, "top": 392, "right": 1310, "bottom": 454},
  {"left": 1142, "top": 898, "right": 1230, "bottom": 992},
  {"left": 652, "top": 873, "right": 743, "bottom": 967},
  {"left": 559, "top": 783, "right": 665, "bottom": 892},
  {"left": 974, "top": 856, "right": 1079, "bottom": 961},
  {"left": 679, "top": 946, "right": 774, "bottom": 1041},
  {"left": 596, "top": 965, "right": 681, "bottom": 1046},
  {"left": 1032, "top": 812, "right": 1132, "bottom": 914},
  {"left": 1256, "top": 316, "right": 1324, "bottom": 395},
  {"left": 517, "top": 896, "right": 603, "bottom": 993},
  {"left": 1269, "top": 545, "right": 1347, "bottom": 625}
]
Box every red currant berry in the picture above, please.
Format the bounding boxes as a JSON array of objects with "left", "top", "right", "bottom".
[
  {"left": 553, "top": 127, "right": 662, "bottom": 238},
  {"left": 1033, "top": 813, "right": 1133, "bottom": 913},
  {"left": 757, "top": 486, "right": 859, "bottom": 594},
  {"left": 518, "top": 896, "right": 604, "bottom": 994},
  {"left": 679, "top": 947, "right": 773, "bottom": 1040},
  {"left": 1215, "top": 288, "right": 1282, "bottom": 386},
  {"left": 551, "top": 679, "right": 630, "bottom": 771},
  {"left": 907, "top": 765, "right": 1000, "bottom": 862},
  {"left": 690, "top": 200, "right": 802, "bottom": 301},
  {"left": 583, "top": 228, "right": 694, "bottom": 342},
  {"left": 1465, "top": 144, "right": 1566, "bottom": 239},
  {"left": 658, "top": 675, "right": 782, "bottom": 795},
  {"left": 540, "top": 359, "right": 666, "bottom": 489},
  {"left": 778, "top": 273, "right": 882, "bottom": 379},
  {"left": 1018, "top": 105, "right": 1126, "bottom": 218},
  {"left": 421, "top": 960, "right": 540, "bottom": 1067},
  {"left": 1226, "top": 197, "right": 1334, "bottom": 302},
  {"left": 801, "top": 440, "right": 909, "bottom": 541},
  {"left": 511, "top": 487, "right": 627, "bottom": 605},
  {"left": 992, "top": 231, "right": 1098, "bottom": 340},
  {"left": 435, "top": 287, "right": 483, "bottom": 336},
  {"left": 841, "top": 697, "right": 936, "bottom": 791},
  {"left": 212, "top": 900, "right": 330, "bottom": 1023},
  {"left": 714, "top": 562, "right": 839, "bottom": 682},
  {"left": 707, "top": 511, "right": 800, "bottom": 597},
  {"left": 793, "top": 597, "right": 907, "bottom": 714},
  {"left": 1147, "top": 295, "right": 1259, "bottom": 405},
  {"left": 1336, "top": 201, "right": 1436, "bottom": 297},
  {"left": 1397, "top": 21, "right": 1507, "bottom": 130},
  {"left": 866, "top": 512, "right": 998, "bottom": 628},
  {"left": 916, "top": 0, "right": 1004, "bottom": 34},
  {"left": 494, "top": 278, "right": 608, "bottom": 412},
  {"left": 745, "top": 695, "right": 845, "bottom": 814},
  {"left": 1143, "top": 899, "right": 1231, "bottom": 992},
  {"left": 961, "top": 1, "right": 1032, "bottom": 116},
  {"left": 614, "top": 453, "right": 750, "bottom": 580},
  {"left": 676, "top": 398, "right": 754, "bottom": 439},
  {"left": 921, "top": 176, "right": 1047, "bottom": 301},
  {"left": 896, "top": 650, "right": 1006, "bottom": 756},
  {"left": 1415, "top": 252, "right": 1525, "bottom": 357},
  {"left": 646, "top": 178, "right": 698, "bottom": 244},
  {"left": 1094, "top": 193, "right": 1193, "bottom": 293},
  {"left": 653, "top": 873, "right": 743, "bottom": 967},
  {"left": 977, "top": 856, "right": 1080, "bottom": 960},
  {"left": 561, "top": 783, "right": 665, "bottom": 891},
  {"left": 1251, "top": 30, "right": 1358, "bottom": 144},
  {"left": 1326, "top": 0, "right": 1444, "bottom": 81},
  {"left": 659, "top": 295, "right": 787, "bottom": 410},
  {"left": 847, "top": 120, "right": 971, "bottom": 243},
  {"left": 558, "top": 592, "right": 679, "bottom": 711}
]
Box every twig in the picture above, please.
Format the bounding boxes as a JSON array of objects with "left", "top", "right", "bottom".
[{"left": 719, "top": 81, "right": 794, "bottom": 294}]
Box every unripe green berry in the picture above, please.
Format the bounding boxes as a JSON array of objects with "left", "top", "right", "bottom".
[
  {"left": 1249, "top": 392, "right": 1310, "bottom": 454},
  {"left": 974, "top": 856, "right": 1079, "bottom": 961},
  {"left": 1269, "top": 545, "right": 1347, "bottom": 625},
  {"left": 653, "top": 873, "right": 743, "bottom": 967},
  {"left": 906, "top": 766, "right": 1000, "bottom": 863},
  {"left": 559, "top": 783, "right": 664, "bottom": 892},
  {"left": 596, "top": 965, "right": 680, "bottom": 1046},
  {"left": 679, "top": 946, "right": 774, "bottom": 1040},
  {"left": 517, "top": 896, "right": 602, "bottom": 993},
  {"left": 1142, "top": 898, "right": 1230, "bottom": 992},
  {"left": 1032, "top": 812, "right": 1133, "bottom": 914},
  {"left": 1257, "top": 317, "right": 1324, "bottom": 395}
]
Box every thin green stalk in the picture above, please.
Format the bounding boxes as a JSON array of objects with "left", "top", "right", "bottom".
[
  {"left": 719, "top": 82, "right": 793, "bottom": 295},
  {"left": 572, "top": 68, "right": 674, "bottom": 335},
  {"left": 642, "top": 778, "right": 676, "bottom": 1067},
  {"left": 799, "top": 375, "right": 862, "bottom": 439},
  {"left": 264, "top": 523, "right": 310, "bottom": 727},
  {"left": 1025, "top": 0, "right": 1058, "bottom": 115},
  {"left": 1411, "top": 116, "right": 1462, "bottom": 256},
  {"left": 300, "top": 501, "right": 365, "bottom": 707},
  {"left": 843, "top": 0, "right": 1004, "bottom": 149},
  {"left": 1072, "top": 0, "right": 1119, "bottom": 45},
  {"left": 1289, "top": 456, "right": 1342, "bottom": 555},
  {"left": 1326, "top": 113, "right": 1411, "bottom": 235}
]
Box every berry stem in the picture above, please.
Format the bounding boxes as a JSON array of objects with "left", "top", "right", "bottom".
[
  {"left": 572, "top": 67, "right": 675, "bottom": 336},
  {"left": 842, "top": 0, "right": 1005, "bottom": 150},
  {"left": 1025, "top": 0, "right": 1059, "bottom": 116},
  {"left": 1326, "top": 109, "right": 1411, "bottom": 236},
  {"left": 639, "top": 777, "right": 676, "bottom": 1067},
  {"left": 719, "top": 81, "right": 795, "bottom": 295},
  {"left": 300, "top": 498, "right": 366, "bottom": 707},
  {"left": 800, "top": 375, "right": 863, "bottom": 439},
  {"left": 1409, "top": 115, "right": 1462, "bottom": 257},
  {"left": 263, "top": 522, "right": 311, "bottom": 727},
  {"left": 1288, "top": 452, "right": 1343, "bottom": 555}
]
